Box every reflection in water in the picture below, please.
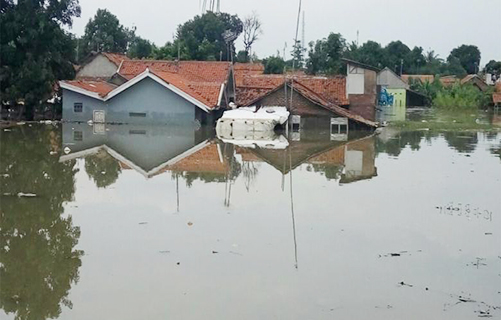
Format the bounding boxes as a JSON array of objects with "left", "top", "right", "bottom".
[
  {"left": 60, "top": 123, "right": 379, "bottom": 189},
  {"left": 2, "top": 123, "right": 500, "bottom": 320},
  {"left": 0, "top": 125, "right": 83, "bottom": 320}
]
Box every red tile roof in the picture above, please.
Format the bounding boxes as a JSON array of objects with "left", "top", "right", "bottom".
[
  {"left": 235, "top": 74, "right": 349, "bottom": 107},
  {"left": 233, "top": 63, "right": 265, "bottom": 74},
  {"left": 119, "top": 60, "right": 231, "bottom": 108},
  {"left": 101, "top": 52, "right": 130, "bottom": 66},
  {"left": 62, "top": 79, "right": 118, "bottom": 97}
]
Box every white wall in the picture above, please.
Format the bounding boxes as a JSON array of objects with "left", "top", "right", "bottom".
[
  {"left": 76, "top": 55, "right": 119, "bottom": 79},
  {"left": 346, "top": 64, "right": 365, "bottom": 96}
]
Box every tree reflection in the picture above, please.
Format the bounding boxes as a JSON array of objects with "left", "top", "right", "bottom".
[
  {"left": 0, "top": 125, "right": 83, "bottom": 320},
  {"left": 84, "top": 149, "right": 122, "bottom": 188},
  {"left": 442, "top": 132, "right": 478, "bottom": 154}
]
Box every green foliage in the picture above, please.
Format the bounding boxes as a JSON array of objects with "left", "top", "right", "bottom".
[
  {"left": 409, "top": 76, "right": 443, "bottom": 105},
  {"left": 84, "top": 149, "right": 122, "bottom": 188},
  {"left": 448, "top": 45, "right": 481, "bottom": 74},
  {"left": 128, "top": 36, "right": 155, "bottom": 59},
  {"left": 0, "top": 0, "right": 80, "bottom": 111},
  {"left": 484, "top": 60, "right": 501, "bottom": 77},
  {"left": 236, "top": 50, "right": 250, "bottom": 63},
  {"left": 80, "top": 9, "right": 134, "bottom": 58},
  {"left": 262, "top": 55, "right": 286, "bottom": 74},
  {"left": 291, "top": 40, "right": 306, "bottom": 69},
  {"left": 175, "top": 11, "right": 243, "bottom": 61},
  {"left": 433, "top": 83, "right": 490, "bottom": 109},
  {"left": 0, "top": 125, "right": 83, "bottom": 320},
  {"left": 306, "top": 33, "right": 346, "bottom": 75}
]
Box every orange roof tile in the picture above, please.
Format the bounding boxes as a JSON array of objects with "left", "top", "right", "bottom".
[
  {"left": 62, "top": 79, "right": 117, "bottom": 97},
  {"left": 235, "top": 74, "right": 349, "bottom": 107},
  {"left": 101, "top": 52, "right": 130, "bottom": 66},
  {"left": 118, "top": 60, "right": 231, "bottom": 108}
]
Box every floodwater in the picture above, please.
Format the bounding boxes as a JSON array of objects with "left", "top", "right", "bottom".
[{"left": 1, "top": 121, "right": 500, "bottom": 320}]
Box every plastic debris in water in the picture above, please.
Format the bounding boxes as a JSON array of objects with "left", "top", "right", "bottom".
[
  {"left": 17, "top": 192, "right": 37, "bottom": 197},
  {"left": 64, "top": 147, "right": 71, "bottom": 154}
]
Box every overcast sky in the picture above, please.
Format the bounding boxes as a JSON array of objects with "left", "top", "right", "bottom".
[{"left": 69, "top": 0, "right": 501, "bottom": 67}]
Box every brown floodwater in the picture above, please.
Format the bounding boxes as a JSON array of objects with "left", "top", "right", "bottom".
[{"left": 0, "top": 121, "right": 500, "bottom": 320}]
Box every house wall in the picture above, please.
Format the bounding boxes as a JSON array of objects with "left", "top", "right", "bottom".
[
  {"left": 63, "top": 77, "right": 198, "bottom": 124},
  {"left": 387, "top": 88, "right": 407, "bottom": 107},
  {"left": 346, "top": 64, "right": 365, "bottom": 95},
  {"left": 76, "top": 55, "right": 119, "bottom": 79},
  {"left": 257, "top": 88, "right": 333, "bottom": 117},
  {"left": 364, "top": 69, "right": 377, "bottom": 95},
  {"left": 348, "top": 94, "right": 377, "bottom": 121},
  {"left": 377, "top": 69, "right": 407, "bottom": 89}
]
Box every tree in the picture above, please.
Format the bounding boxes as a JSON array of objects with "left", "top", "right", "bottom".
[
  {"left": 306, "top": 33, "right": 346, "bottom": 75},
  {"left": 242, "top": 12, "right": 262, "bottom": 61},
  {"left": 448, "top": 45, "right": 481, "bottom": 74},
  {"left": 176, "top": 11, "right": 243, "bottom": 61},
  {"left": 0, "top": 0, "right": 81, "bottom": 114},
  {"left": 384, "top": 41, "right": 411, "bottom": 74},
  {"left": 291, "top": 40, "right": 306, "bottom": 69},
  {"left": 349, "top": 40, "right": 385, "bottom": 69},
  {"left": 262, "top": 55, "right": 286, "bottom": 74},
  {"left": 80, "top": 9, "right": 134, "bottom": 58},
  {"left": 84, "top": 150, "right": 122, "bottom": 188},
  {"left": 128, "top": 36, "right": 155, "bottom": 59},
  {"left": 484, "top": 60, "right": 501, "bottom": 77},
  {"left": 236, "top": 50, "right": 250, "bottom": 63},
  {"left": 0, "top": 125, "right": 83, "bottom": 320}
]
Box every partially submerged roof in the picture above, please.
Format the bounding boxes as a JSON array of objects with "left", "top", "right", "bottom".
[
  {"left": 61, "top": 79, "right": 118, "bottom": 97},
  {"left": 118, "top": 60, "right": 232, "bottom": 108},
  {"left": 440, "top": 75, "right": 458, "bottom": 87},
  {"left": 61, "top": 63, "right": 232, "bottom": 112},
  {"left": 235, "top": 74, "right": 349, "bottom": 107},
  {"left": 461, "top": 74, "right": 489, "bottom": 91}
]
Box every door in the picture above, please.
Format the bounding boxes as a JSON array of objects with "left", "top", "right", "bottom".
[{"left": 93, "top": 110, "right": 105, "bottom": 123}]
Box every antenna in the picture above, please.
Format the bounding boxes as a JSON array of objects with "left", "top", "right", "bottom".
[{"left": 301, "top": 11, "right": 305, "bottom": 52}]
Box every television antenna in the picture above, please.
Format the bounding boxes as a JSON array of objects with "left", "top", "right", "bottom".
[
  {"left": 201, "top": 0, "right": 220, "bottom": 13},
  {"left": 222, "top": 30, "right": 238, "bottom": 62}
]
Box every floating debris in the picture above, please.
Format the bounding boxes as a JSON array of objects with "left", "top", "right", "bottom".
[
  {"left": 138, "top": 222, "right": 148, "bottom": 225},
  {"left": 159, "top": 250, "right": 170, "bottom": 254},
  {"left": 63, "top": 147, "right": 71, "bottom": 154},
  {"left": 49, "top": 151, "right": 57, "bottom": 155},
  {"left": 187, "top": 222, "right": 193, "bottom": 226},
  {"left": 3, "top": 129, "right": 11, "bottom": 132},
  {"left": 212, "top": 251, "right": 218, "bottom": 254},
  {"left": 17, "top": 192, "right": 37, "bottom": 197}
]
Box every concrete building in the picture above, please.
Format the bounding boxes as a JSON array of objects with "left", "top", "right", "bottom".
[
  {"left": 342, "top": 58, "right": 379, "bottom": 121},
  {"left": 75, "top": 52, "right": 130, "bottom": 79},
  {"left": 377, "top": 67, "right": 427, "bottom": 107},
  {"left": 60, "top": 60, "right": 234, "bottom": 125}
]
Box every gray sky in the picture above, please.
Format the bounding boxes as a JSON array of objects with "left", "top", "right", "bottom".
[{"left": 70, "top": 0, "right": 501, "bottom": 66}]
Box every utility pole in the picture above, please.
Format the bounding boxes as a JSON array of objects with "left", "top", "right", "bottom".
[{"left": 301, "top": 11, "right": 305, "bottom": 52}]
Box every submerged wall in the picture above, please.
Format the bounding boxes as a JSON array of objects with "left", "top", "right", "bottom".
[{"left": 62, "top": 78, "right": 199, "bottom": 124}]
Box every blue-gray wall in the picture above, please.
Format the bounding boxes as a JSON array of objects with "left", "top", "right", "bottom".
[
  {"left": 62, "top": 122, "right": 209, "bottom": 172},
  {"left": 63, "top": 77, "right": 200, "bottom": 124}
]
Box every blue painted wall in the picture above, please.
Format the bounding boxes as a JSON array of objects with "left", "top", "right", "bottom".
[{"left": 62, "top": 77, "right": 200, "bottom": 124}]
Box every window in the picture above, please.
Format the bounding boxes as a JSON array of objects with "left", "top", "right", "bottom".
[
  {"left": 129, "top": 112, "right": 147, "bottom": 117},
  {"left": 73, "top": 131, "right": 83, "bottom": 141},
  {"left": 74, "top": 103, "right": 83, "bottom": 113},
  {"left": 129, "top": 130, "right": 146, "bottom": 135}
]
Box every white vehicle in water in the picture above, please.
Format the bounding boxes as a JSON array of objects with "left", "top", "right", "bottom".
[{"left": 215, "top": 106, "right": 290, "bottom": 137}]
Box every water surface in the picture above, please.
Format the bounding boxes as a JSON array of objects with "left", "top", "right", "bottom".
[{"left": 1, "top": 122, "right": 500, "bottom": 319}]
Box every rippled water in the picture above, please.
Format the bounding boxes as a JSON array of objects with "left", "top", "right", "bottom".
[{"left": 1, "top": 122, "right": 500, "bottom": 320}]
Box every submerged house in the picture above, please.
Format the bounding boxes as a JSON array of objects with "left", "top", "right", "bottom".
[
  {"left": 234, "top": 64, "right": 377, "bottom": 133},
  {"left": 75, "top": 52, "right": 130, "bottom": 79},
  {"left": 343, "top": 58, "right": 379, "bottom": 121},
  {"left": 377, "top": 67, "right": 427, "bottom": 107},
  {"left": 60, "top": 57, "right": 234, "bottom": 125}
]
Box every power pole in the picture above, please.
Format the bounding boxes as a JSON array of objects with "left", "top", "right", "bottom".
[{"left": 301, "top": 11, "right": 305, "bottom": 51}]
